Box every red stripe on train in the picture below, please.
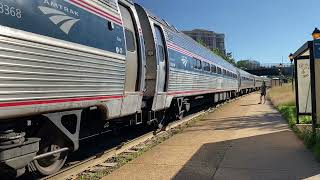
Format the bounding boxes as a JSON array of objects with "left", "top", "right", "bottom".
[
  {"left": 167, "top": 44, "right": 194, "bottom": 57},
  {"left": 69, "top": 0, "right": 122, "bottom": 25},
  {"left": 167, "top": 89, "right": 236, "bottom": 96},
  {"left": 167, "top": 43, "right": 210, "bottom": 63},
  {"left": 167, "top": 43, "right": 194, "bottom": 56},
  {"left": 0, "top": 95, "right": 123, "bottom": 108},
  {"left": 167, "top": 89, "right": 216, "bottom": 95}
]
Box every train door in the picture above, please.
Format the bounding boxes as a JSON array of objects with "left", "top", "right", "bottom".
[
  {"left": 119, "top": 4, "right": 141, "bottom": 116},
  {"left": 151, "top": 25, "right": 168, "bottom": 111},
  {"left": 120, "top": 4, "right": 138, "bottom": 92},
  {"left": 154, "top": 25, "right": 167, "bottom": 92}
]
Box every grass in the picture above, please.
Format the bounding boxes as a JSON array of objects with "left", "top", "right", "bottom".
[{"left": 268, "top": 83, "right": 320, "bottom": 160}]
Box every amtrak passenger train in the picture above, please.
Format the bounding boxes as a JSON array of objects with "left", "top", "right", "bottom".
[{"left": 0, "top": 0, "right": 270, "bottom": 176}]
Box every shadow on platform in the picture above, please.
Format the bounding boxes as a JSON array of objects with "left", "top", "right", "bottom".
[
  {"left": 173, "top": 130, "right": 320, "bottom": 180},
  {"left": 184, "top": 112, "right": 287, "bottom": 132}
]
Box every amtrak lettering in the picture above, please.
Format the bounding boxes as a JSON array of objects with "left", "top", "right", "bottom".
[
  {"left": 43, "top": 0, "right": 79, "bottom": 16},
  {"left": 38, "top": 6, "right": 80, "bottom": 34},
  {"left": 0, "top": 0, "right": 125, "bottom": 55}
]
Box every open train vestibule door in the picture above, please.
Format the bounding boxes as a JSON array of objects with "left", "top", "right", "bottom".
[
  {"left": 154, "top": 25, "right": 167, "bottom": 93},
  {"left": 119, "top": 3, "right": 142, "bottom": 116},
  {"left": 152, "top": 24, "right": 168, "bottom": 111}
]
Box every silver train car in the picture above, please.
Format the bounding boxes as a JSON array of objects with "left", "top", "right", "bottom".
[
  {"left": 135, "top": 4, "right": 239, "bottom": 116},
  {"left": 238, "top": 68, "right": 255, "bottom": 94},
  {"left": 254, "top": 75, "right": 271, "bottom": 90},
  {"left": 0, "top": 0, "right": 269, "bottom": 176}
]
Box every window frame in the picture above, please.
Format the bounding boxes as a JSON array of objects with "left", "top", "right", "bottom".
[
  {"left": 217, "top": 67, "right": 222, "bottom": 74},
  {"left": 211, "top": 65, "right": 217, "bottom": 73},
  {"left": 223, "top": 69, "right": 227, "bottom": 76},
  {"left": 204, "top": 62, "right": 210, "bottom": 72}
]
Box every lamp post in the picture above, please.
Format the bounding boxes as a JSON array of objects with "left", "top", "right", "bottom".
[
  {"left": 278, "top": 63, "right": 283, "bottom": 86},
  {"left": 289, "top": 53, "right": 294, "bottom": 91},
  {"left": 312, "top": 28, "right": 320, "bottom": 39},
  {"left": 311, "top": 28, "right": 320, "bottom": 134}
]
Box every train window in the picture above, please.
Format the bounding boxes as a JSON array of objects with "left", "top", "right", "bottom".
[
  {"left": 154, "top": 26, "right": 166, "bottom": 62},
  {"left": 158, "top": 45, "right": 165, "bottom": 62},
  {"left": 223, "top": 69, "right": 226, "bottom": 76},
  {"left": 204, "top": 62, "right": 210, "bottom": 72},
  {"left": 217, "top": 67, "right": 222, "bottom": 74},
  {"left": 192, "top": 57, "right": 202, "bottom": 70},
  {"left": 211, "top": 65, "right": 217, "bottom": 73},
  {"left": 192, "top": 58, "right": 197, "bottom": 69},
  {"left": 125, "top": 29, "right": 136, "bottom": 52},
  {"left": 192, "top": 57, "right": 197, "bottom": 69},
  {"left": 197, "top": 60, "right": 202, "bottom": 70}
]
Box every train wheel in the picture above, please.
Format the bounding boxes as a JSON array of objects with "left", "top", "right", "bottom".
[{"left": 30, "top": 124, "right": 68, "bottom": 176}]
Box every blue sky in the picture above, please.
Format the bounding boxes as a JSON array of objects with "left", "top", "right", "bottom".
[{"left": 134, "top": 0, "right": 319, "bottom": 64}]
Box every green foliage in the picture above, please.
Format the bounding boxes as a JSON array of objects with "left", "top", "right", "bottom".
[
  {"left": 277, "top": 105, "right": 296, "bottom": 127},
  {"left": 212, "top": 48, "right": 236, "bottom": 65},
  {"left": 276, "top": 104, "right": 320, "bottom": 161},
  {"left": 237, "top": 60, "right": 260, "bottom": 69},
  {"left": 196, "top": 38, "right": 207, "bottom": 48},
  {"left": 237, "top": 60, "right": 250, "bottom": 69}
]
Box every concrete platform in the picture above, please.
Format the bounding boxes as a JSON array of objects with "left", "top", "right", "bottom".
[{"left": 103, "top": 93, "right": 320, "bottom": 180}]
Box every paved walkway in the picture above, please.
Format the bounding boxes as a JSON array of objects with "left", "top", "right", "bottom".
[{"left": 103, "top": 93, "right": 320, "bottom": 180}]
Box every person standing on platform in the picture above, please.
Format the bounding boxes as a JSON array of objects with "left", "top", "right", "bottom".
[{"left": 259, "top": 81, "right": 267, "bottom": 104}]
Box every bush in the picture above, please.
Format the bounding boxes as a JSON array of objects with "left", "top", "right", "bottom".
[{"left": 277, "top": 105, "right": 296, "bottom": 127}]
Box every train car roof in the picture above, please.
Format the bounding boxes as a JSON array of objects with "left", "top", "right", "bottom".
[
  {"left": 120, "top": 0, "right": 134, "bottom": 4},
  {"left": 237, "top": 68, "right": 253, "bottom": 77},
  {"left": 135, "top": 3, "right": 238, "bottom": 72}
]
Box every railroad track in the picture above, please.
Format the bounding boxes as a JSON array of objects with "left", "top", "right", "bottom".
[
  {"left": 39, "top": 95, "right": 243, "bottom": 180},
  {"left": 41, "top": 110, "right": 208, "bottom": 180}
]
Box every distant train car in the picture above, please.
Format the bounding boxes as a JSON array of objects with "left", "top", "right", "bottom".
[
  {"left": 238, "top": 68, "right": 255, "bottom": 94},
  {"left": 135, "top": 4, "right": 239, "bottom": 117},
  {"left": 254, "top": 75, "right": 264, "bottom": 90},
  {"left": 253, "top": 75, "right": 271, "bottom": 90},
  {"left": 263, "top": 77, "right": 272, "bottom": 87}
]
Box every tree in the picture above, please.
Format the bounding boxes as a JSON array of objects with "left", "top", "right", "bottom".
[
  {"left": 196, "top": 38, "right": 208, "bottom": 48},
  {"left": 237, "top": 60, "right": 260, "bottom": 69},
  {"left": 212, "top": 48, "right": 236, "bottom": 66}
]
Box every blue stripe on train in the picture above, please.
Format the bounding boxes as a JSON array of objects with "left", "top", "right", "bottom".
[{"left": 168, "top": 48, "right": 236, "bottom": 80}]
